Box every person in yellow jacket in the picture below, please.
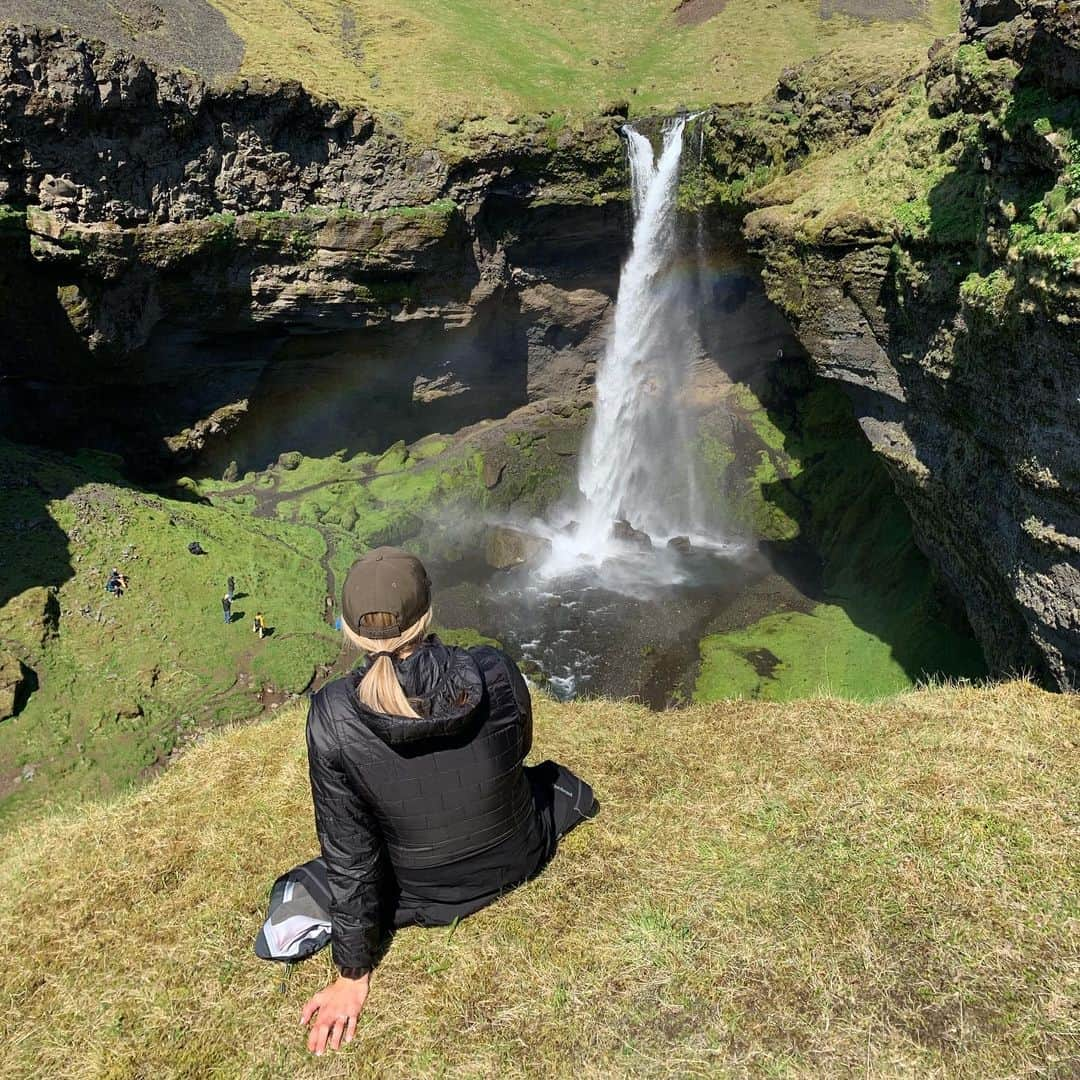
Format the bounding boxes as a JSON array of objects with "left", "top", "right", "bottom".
[{"left": 253, "top": 611, "right": 267, "bottom": 639}]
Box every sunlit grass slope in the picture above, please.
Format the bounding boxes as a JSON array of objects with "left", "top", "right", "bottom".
[
  {"left": 0, "top": 437, "right": 486, "bottom": 822},
  {"left": 1, "top": 681, "right": 1076, "bottom": 1077},
  {"left": 208, "top": 0, "right": 959, "bottom": 139}
]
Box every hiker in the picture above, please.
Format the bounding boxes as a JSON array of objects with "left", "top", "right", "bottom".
[
  {"left": 298, "top": 547, "right": 597, "bottom": 1055},
  {"left": 253, "top": 611, "right": 266, "bottom": 639},
  {"left": 105, "top": 568, "right": 123, "bottom": 596},
  {"left": 222, "top": 594, "right": 232, "bottom": 625},
  {"left": 227, "top": 576, "right": 236, "bottom": 602}
]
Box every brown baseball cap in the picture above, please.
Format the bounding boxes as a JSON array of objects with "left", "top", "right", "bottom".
[{"left": 341, "top": 547, "right": 431, "bottom": 640}]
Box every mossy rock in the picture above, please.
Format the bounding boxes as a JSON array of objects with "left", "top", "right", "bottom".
[
  {"left": 0, "top": 587, "right": 60, "bottom": 651},
  {"left": 0, "top": 649, "right": 31, "bottom": 721},
  {"left": 375, "top": 441, "right": 411, "bottom": 474}
]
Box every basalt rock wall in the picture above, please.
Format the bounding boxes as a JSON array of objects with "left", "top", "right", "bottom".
[
  {"left": 0, "top": 25, "right": 908, "bottom": 475},
  {"left": 0, "top": 26, "right": 633, "bottom": 472},
  {"left": 745, "top": 0, "right": 1080, "bottom": 689}
]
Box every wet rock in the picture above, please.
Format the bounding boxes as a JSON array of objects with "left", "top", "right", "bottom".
[
  {"left": 165, "top": 402, "right": 250, "bottom": 460},
  {"left": 667, "top": 535, "right": 692, "bottom": 554},
  {"left": 611, "top": 519, "right": 653, "bottom": 549},
  {"left": 482, "top": 457, "right": 507, "bottom": 490},
  {"left": 277, "top": 451, "right": 303, "bottom": 471},
  {"left": 485, "top": 526, "right": 552, "bottom": 569},
  {"left": 0, "top": 651, "right": 31, "bottom": 721}
]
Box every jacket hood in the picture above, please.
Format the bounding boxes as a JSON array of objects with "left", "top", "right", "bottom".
[{"left": 350, "top": 636, "right": 485, "bottom": 746}]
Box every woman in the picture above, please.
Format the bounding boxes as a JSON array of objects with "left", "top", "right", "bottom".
[{"left": 300, "top": 547, "right": 597, "bottom": 1056}]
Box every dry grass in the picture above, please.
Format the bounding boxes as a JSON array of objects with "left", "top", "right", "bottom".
[
  {"left": 204, "top": 0, "right": 960, "bottom": 140},
  {"left": 1, "top": 681, "right": 1077, "bottom": 1077}
]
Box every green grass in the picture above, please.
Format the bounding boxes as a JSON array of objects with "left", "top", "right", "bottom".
[
  {"left": 0, "top": 432, "right": 493, "bottom": 823},
  {"left": 696, "top": 381, "right": 987, "bottom": 702},
  {"left": 0, "top": 680, "right": 1075, "bottom": 1076},
  {"left": 0, "top": 440, "right": 341, "bottom": 825},
  {"left": 205, "top": 0, "right": 958, "bottom": 140},
  {"left": 698, "top": 604, "right": 919, "bottom": 701},
  {"left": 754, "top": 72, "right": 988, "bottom": 247}
]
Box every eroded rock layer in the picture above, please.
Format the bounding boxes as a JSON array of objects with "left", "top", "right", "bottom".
[{"left": 0, "top": 26, "right": 633, "bottom": 469}]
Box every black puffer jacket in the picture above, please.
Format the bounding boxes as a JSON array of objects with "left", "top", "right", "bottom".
[{"left": 306, "top": 636, "right": 546, "bottom": 973}]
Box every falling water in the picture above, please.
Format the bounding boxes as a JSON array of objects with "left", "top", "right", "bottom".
[{"left": 543, "top": 115, "right": 713, "bottom": 578}]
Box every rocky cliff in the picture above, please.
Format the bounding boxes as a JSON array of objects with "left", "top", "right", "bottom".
[
  {"left": 0, "top": 25, "right": 910, "bottom": 475},
  {"left": 2, "top": 10, "right": 1077, "bottom": 692},
  {"left": 745, "top": 0, "right": 1080, "bottom": 689},
  {"left": 0, "top": 26, "right": 634, "bottom": 470}
]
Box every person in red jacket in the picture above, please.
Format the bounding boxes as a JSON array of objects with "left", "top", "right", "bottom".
[{"left": 300, "top": 547, "right": 597, "bottom": 1056}]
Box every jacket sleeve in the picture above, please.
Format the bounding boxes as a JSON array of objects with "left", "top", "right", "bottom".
[
  {"left": 306, "top": 698, "right": 387, "bottom": 974},
  {"left": 501, "top": 651, "right": 533, "bottom": 760}
]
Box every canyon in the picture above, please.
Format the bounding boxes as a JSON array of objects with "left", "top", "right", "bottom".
[{"left": 0, "top": 0, "right": 1076, "bottom": 816}]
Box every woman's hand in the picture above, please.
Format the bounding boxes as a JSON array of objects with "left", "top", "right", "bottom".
[{"left": 300, "top": 973, "right": 370, "bottom": 1055}]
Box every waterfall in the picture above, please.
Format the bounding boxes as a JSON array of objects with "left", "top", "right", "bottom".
[{"left": 545, "top": 115, "right": 707, "bottom": 576}]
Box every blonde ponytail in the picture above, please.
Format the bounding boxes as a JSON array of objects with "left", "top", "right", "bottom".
[{"left": 342, "top": 608, "right": 433, "bottom": 717}]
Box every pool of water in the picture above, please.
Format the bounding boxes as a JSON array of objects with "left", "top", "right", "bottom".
[{"left": 431, "top": 541, "right": 821, "bottom": 707}]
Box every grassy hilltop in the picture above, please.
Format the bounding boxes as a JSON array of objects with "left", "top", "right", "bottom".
[
  {"left": 0, "top": 681, "right": 1076, "bottom": 1077},
  {"left": 214, "top": 0, "right": 959, "bottom": 137},
  {"left": 10, "top": 0, "right": 959, "bottom": 139}
]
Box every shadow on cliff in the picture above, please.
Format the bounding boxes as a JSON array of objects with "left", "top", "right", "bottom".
[
  {"left": 834, "top": 66, "right": 1069, "bottom": 686},
  {"left": 193, "top": 289, "right": 532, "bottom": 478},
  {"left": 0, "top": 437, "right": 210, "bottom": 616},
  {"left": 0, "top": 217, "right": 216, "bottom": 610},
  {"left": 751, "top": 361, "right": 988, "bottom": 686}
]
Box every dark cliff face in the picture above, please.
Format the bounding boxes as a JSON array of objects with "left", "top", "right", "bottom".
[
  {"left": 745, "top": 0, "right": 1080, "bottom": 690},
  {"left": 0, "top": 27, "right": 634, "bottom": 472}
]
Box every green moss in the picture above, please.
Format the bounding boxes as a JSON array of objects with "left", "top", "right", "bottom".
[
  {"left": 0, "top": 205, "right": 26, "bottom": 234},
  {"left": 696, "top": 604, "right": 914, "bottom": 702},
  {"left": 697, "top": 432, "right": 736, "bottom": 479},
  {"left": 410, "top": 437, "right": 449, "bottom": 460},
  {"left": 1010, "top": 223, "right": 1080, "bottom": 273},
  {"left": 959, "top": 268, "right": 1015, "bottom": 317},
  {"left": 694, "top": 379, "right": 986, "bottom": 702},
  {"left": 433, "top": 626, "right": 503, "bottom": 650},
  {"left": 729, "top": 384, "right": 790, "bottom": 452},
  {"left": 381, "top": 198, "right": 457, "bottom": 219},
  {"left": 352, "top": 280, "right": 422, "bottom": 306},
  {"left": 0, "top": 439, "right": 340, "bottom": 823},
  {"left": 374, "top": 441, "right": 411, "bottom": 474},
  {"left": 746, "top": 452, "right": 801, "bottom": 541}
]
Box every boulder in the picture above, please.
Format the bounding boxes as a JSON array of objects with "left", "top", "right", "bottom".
[
  {"left": 0, "top": 650, "right": 31, "bottom": 721},
  {"left": 0, "top": 586, "right": 60, "bottom": 649},
  {"left": 611, "top": 519, "right": 653, "bottom": 549},
  {"left": 485, "top": 526, "right": 552, "bottom": 569},
  {"left": 482, "top": 455, "right": 506, "bottom": 490},
  {"left": 666, "top": 535, "right": 692, "bottom": 554}
]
